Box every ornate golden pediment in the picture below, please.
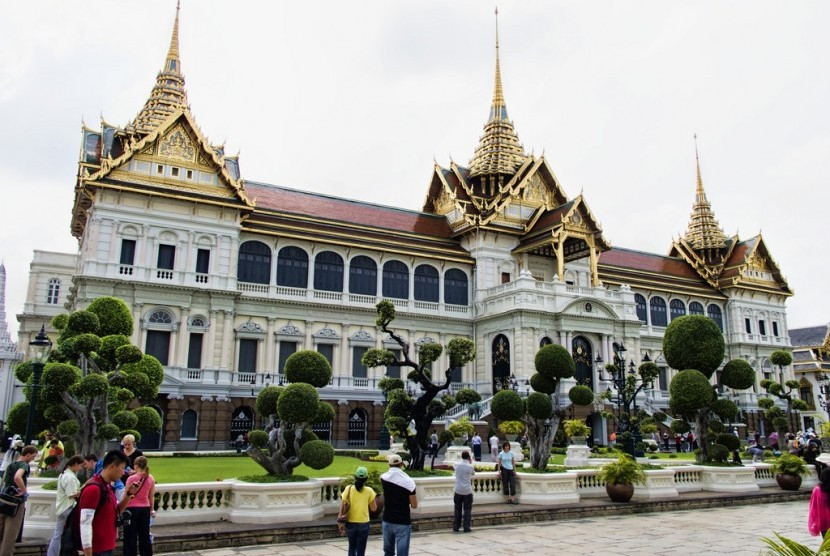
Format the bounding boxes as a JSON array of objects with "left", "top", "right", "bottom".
[
  {"left": 523, "top": 173, "right": 548, "bottom": 206},
  {"left": 434, "top": 187, "right": 455, "bottom": 215},
  {"left": 159, "top": 125, "right": 196, "bottom": 162},
  {"left": 747, "top": 251, "right": 770, "bottom": 272}
]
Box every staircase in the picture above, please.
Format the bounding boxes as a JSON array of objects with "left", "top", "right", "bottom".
[{"left": 439, "top": 395, "right": 495, "bottom": 422}]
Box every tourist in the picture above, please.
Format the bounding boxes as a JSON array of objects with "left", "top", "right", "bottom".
[
  {"left": 609, "top": 431, "right": 616, "bottom": 446},
  {"left": 0, "top": 445, "right": 37, "bottom": 554},
  {"left": 496, "top": 441, "right": 517, "bottom": 505},
  {"left": 380, "top": 454, "right": 417, "bottom": 556},
  {"left": 430, "top": 430, "right": 439, "bottom": 458},
  {"left": 769, "top": 431, "right": 779, "bottom": 451},
  {"left": 124, "top": 456, "right": 156, "bottom": 556},
  {"left": 662, "top": 432, "right": 669, "bottom": 452},
  {"left": 489, "top": 433, "right": 499, "bottom": 462},
  {"left": 674, "top": 433, "right": 681, "bottom": 453},
  {"left": 47, "top": 439, "right": 64, "bottom": 471},
  {"left": 0, "top": 438, "right": 22, "bottom": 479},
  {"left": 688, "top": 431, "right": 697, "bottom": 451},
  {"left": 39, "top": 431, "right": 63, "bottom": 474},
  {"left": 47, "top": 455, "right": 84, "bottom": 556},
  {"left": 804, "top": 442, "right": 826, "bottom": 477},
  {"left": 121, "top": 434, "right": 144, "bottom": 483},
  {"left": 337, "top": 466, "right": 376, "bottom": 556},
  {"left": 747, "top": 440, "right": 765, "bottom": 464},
  {"left": 76, "top": 454, "right": 98, "bottom": 484},
  {"left": 79, "top": 450, "right": 142, "bottom": 556},
  {"left": 471, "top": 433, "right": 482, "bottom": 462},
  {"left": 808, "top": 468, "right": 830, "bottom": 538},
  {"left": 453, "top": 451, "right": 475, "bottom": 533}
]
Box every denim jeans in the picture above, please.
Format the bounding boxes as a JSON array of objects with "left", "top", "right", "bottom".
[
  {"left": 345, "top": 522, "right": 370, "bottom": 556},
  {"left": 453, "top": 493, "right": 473, "bottom": 531},
  {"left": 501, "top": 469, "right": 516, "bottom": 496},
  {"left": 382, "top": 521, "right": 411, "bottom": 556}
]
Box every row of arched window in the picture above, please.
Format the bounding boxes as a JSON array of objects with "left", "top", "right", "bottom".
[
  {"left": 237, "top": 242, "right": 469, "bottom": 305},
  {"left": 634, "top": 294, "right": 723, "bottom": 331}
]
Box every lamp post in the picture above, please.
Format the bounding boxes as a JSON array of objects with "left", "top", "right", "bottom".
[
  {"left": 601, "top": 341, "right": 652, "bottom": 457},
  {"left": 379, "top": 388, "right": 391, "bottom": 450},
  {"left": 25, "top": 325, "right": 52, "bottom": 445}
]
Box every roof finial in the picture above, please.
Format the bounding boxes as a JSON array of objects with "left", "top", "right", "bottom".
[
  {"left": 166, "top": 0, "right": 182, "bottom": 74},
  {"left": 694, "top": 133, "right": 704, "bottom": 202},
  {"left": 682, "top": 134, "right": 727, "bottom": 253},
  {"left": 492, "top": 7, "right": 506, "bottom": 116}
]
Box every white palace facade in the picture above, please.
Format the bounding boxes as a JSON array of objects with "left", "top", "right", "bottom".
[{"left": 16, "top": 7, "right": 795, "bottom": 450}]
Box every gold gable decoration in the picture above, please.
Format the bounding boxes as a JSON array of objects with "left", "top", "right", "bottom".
[
  {"left": 433, "top": 187, "right": 455, "bottom": 215},
  {"left": 159, "top": 125, "right": 196, "bottom": 162},
  {"left": 523, "top": 173, "right": 548, "bottom": 205},
  {"left": 747, "top": 251, "right": 770, "bottom": 273}
]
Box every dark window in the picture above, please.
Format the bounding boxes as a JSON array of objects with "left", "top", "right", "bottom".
[
  {"left": 385, "top": 349, "right": 401, "bottom": 378},
  {"left": 382, "top": 261, "right": 409, "bottom": 299},
  {"left": 120, "top": 239, "right": 136, "bottom": 265},
  {"left": 317, "top": 344, "right": 334, "bottom": 366},
  {"left": 46, "top": 279, "right": 60, "bottom": 305},
  {"left": 444, "top": 269, "right": 468, "bottom": 305},
  {"left": 187, "top": 333, "right": 203, "bottom": 369},
  {"left": 670, "top": 299, "right": 686, "bottom": 321},
  {"left": 649, "top": 297, "right": 668, "bottom": 327},
  {"left": 773, "top": 322, "right": 779, "bottom": 337},
  {"left": 157, "top": 244, "right": 175, "bottom": 270},
  {"left": 634, "top": 294, "right": 647, "bottom": 323},
  {"left": 540, "top": 337, "right": 553, "bottom": 348},
  {"left": 658, "top": 367, "right": 669, "bottom": 391},
  {"left": 707, "top": 305, "right": 724, "bottom": 332},
  {"left": 348, "top": 256, "right": 377, "bottom": 296},
  {"left": 689, "top": 301, "right": 705, "bottom": 316},
  {"left": 759, "top": 320, "right": 767, "bottom": 336},
  {"left": 196, "top": 249, "right": 210, "bottom": 274},
  {"left": 237, "top": 241, "right": 271, "bottom": 284},
  {"left": 501, "top": 272, "right": 511, "bottom": 284},
  {"left": 145, "top": 330, "right": 171, "bottom": 366},
  {"left": 278, "top": 341, "right": 297, "bottom": 374},
  {"left": 276, "top": 246, "right": 308, "bottom": 288},
  {"left": 450, "top": 367, "right": 462, "bottom": 383},
  {"left": 314, "top": 251, "right": 344, "bottom": 292},
  {"left": 352, "top": 347, "right": 368, "bottom": 378},
  {"left": 180, "top": 409, "right": 198, "bottom": 439},
  {"left": 745, "top": 318, "right": 752, "bottom": 334},
  {"left": 414, "top": 264, "right": 439, "bottom": 302},
  {"left": 238, "top": 339, "right": 258, "bottom": 373}
]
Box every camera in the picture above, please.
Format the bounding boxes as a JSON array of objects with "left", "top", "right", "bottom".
[{"left": 117, "top": 509, "right": 132, "bottom": 528}]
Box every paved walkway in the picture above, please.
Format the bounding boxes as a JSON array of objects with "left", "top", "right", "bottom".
[{"left": 178, "top": 501, "right": 816, "bottom": 555}]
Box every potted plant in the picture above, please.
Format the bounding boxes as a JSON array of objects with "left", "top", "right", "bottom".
[
  {"left": 563, "top": 419, "right": 591, "bottom": 445},
  {"left": 498, "top": 420, "right": 524, "bottom": 442},
  {"left": 596, "top": 455, "right": 646, "bottom": 503},
  {"left": 447, "top": 418, "right": 475, "bottom": 446},
  {"left": 770, "top": 453, "right": 809, "bottom": 491}
]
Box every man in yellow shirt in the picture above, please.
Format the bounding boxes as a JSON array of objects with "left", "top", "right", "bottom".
[
  {"left": 338, "top": 467, "right": 377, "bottom": 556},
  {"left": 39, "top": 431, "right": 64, "bottom": 473}
]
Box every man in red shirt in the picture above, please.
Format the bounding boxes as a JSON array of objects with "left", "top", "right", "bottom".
[{"left": 79, "top": 450, "right": 140, "bottom": 556}]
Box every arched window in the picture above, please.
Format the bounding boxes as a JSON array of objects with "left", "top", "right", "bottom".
[
  {"left": 237, "top": 241, "right": 271, "bottom": 284},
  {"left": 414, "top": 264, "right": 439, "bottom": 302},
  {"left": 444, "top": 269, "right": 468, "bottom": 306},
  {"left": 314, "top": 251, "right": 344, "bottom": 292},
  {"left": 540, "top": 337, "right": 553, "bottom": 348},
  {"left": 669, "top": 299, "right": 686, "bottom": 321},
  {"left": 689, "top": 301, "right": 705, "bottom": 316},
  {"left": 347, "top": 408, "right": 368, "bottom": 447},
  {"left": 634, "top": 294, "right": 647, "bottom": 323},
  {"left": 349, "top": 256, "right": 377, "bottom": 296},
  {"left": 276, "top": 246, "right": 308, "bottom": 288},
  {"left": 46, "top": 278, "right": 60, "bottom": 305},
  {"left": 707, "top": 304, "right": 724, "bottom": 332},
  {"left": 148, "top": 309, "right": 173, "bottom": 324},
  {"left": 649, "top": 297, "right": 668, "bottom": 327},
  {"left": 382, "top": 261, "right": 409, "bottom": 299},
  {"left": 180, "top": 409, "right": 198, "bottom": 440}
]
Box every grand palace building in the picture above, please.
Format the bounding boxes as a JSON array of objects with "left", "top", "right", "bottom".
[{"left": 15, "top": 6, "right": 796, "bottom": 450}]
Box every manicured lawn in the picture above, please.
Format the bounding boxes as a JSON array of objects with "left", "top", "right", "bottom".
[{"left": 146, "top": 455, "right": 388, "bottom": 484}]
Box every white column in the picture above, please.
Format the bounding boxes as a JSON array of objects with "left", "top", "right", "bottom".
[
  {"left": 206, "top": 310, "right": 218, "bottom": 368},
  {"left": 565, "top": 332, "right": 572, "bottom": 352},
  {"left": 175, "top": 308, "right": 190, "bottom": 367},
  {"left": 307, "top": 252, "right": 316, "bottom": 292},
  {"left": 265, "top": 318, "right": 276, "bottom": 372},
  {"left": 305, "top": 320, "right": 313, "bottom": 350},
  {"left": 220, "top": 311, "right": 233, "bottom": 371},
  {"left": 132, "top": 303, "right": 143, "bottom": 346},
  {"left": 340, "top": 325, "right": 351, "bottom": 377}
]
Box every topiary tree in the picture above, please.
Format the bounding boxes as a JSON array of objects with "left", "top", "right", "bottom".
[
  {"left": 246, "top": 350, "right": 335, "bottom": 476},
  {"left": 758, "top": 350, "right": 805, "bottom": 440},
  {"left": 7, "top": 297, "right": 163, "bottom": 456},
  {"left": 363, "top": 301, "right": 475, "bottom": 470},
  {"left": 491, "top": 344, "right": 592, "bottom": 470},
  {"left": 663, "top": 315, "right": 755, "bottom": 462}
]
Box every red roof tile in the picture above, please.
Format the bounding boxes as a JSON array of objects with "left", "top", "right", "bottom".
[
  {"left": 246, "top": 182, "right": 453, "bottom": 238},
  {"left": 599, "top": 248, "right": 700, "bottom": 280},
  {"left": 723, "top": 238, "right": 756, "bottom": 269}
]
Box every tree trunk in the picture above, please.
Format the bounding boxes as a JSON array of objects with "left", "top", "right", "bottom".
[
  {"left": 526, "top": 415, "right": 560, "bottom": 470},
  {"left": 246, "top": 423, "right": 302, "bottom": 476},
  {"left": 695, "top": 408, "right": 710, "bottom": 462}
]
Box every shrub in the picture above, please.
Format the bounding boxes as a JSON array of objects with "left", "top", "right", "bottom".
[
  {"left": 237, "top": 474, "right": 310, "bottom": 483},
  {"left": 529, "top": 373, "right": 556, "bottom": 394},
  {"left": 248, "top": 430, "right": 269, "bottom": 449},
  {"left": 669, "top": 370, "right": 715, "bottom": 414},
  {"left": 300, "top": 440, "right": 335, "bottom": 470},
  {"left": 96, "top": 423, "right": 119, "bottom": 440},
  {"left": 525, "top": 392, "right": 552, "bottom": 420},
  {"left": 596, "top": 456, "right": 646, "bottom": 485},
  {"left": 86, "top": 297, "right": 134, "bottom": 337},
  {"left": 569, "top": 384, "right": 594, "bottom": 406},
  {"left": 284, "top": 350, "right": 332, "bottom": 387},
  {"left": 315, "top": 402, "right": 335, "bottom": 424},
  {"left": 534, "top": 344, "right": 576, "bottom": 384},
  {"left": 51, "top": 314, "right": 69, "bottom": 331},
  {"left": 115, "top": 345, "right": 143, "bottom": 365},
  {"left": 133, "top": 406, "right": 162, "bottom": 432},
  {"left": 563, "top": 419, "right": 591, "bottom": 438},
  {"left": 67, "top": 311, "right": 99, "bottom": 335},
  {"left": 663, "top": 315, "right": 725, "bottom": 378},
  {"left": 277, "top": 383, "right": 319, "bottom": 424},
  {"left": 447, "top": 418, "right": 475, "bottom": 438},
  {"left": 74, "top": 334, "right": 102, "bottom": 355},
  {"left": 111, "top": 411, "right": 138, "bottom": 431},
  {"left": 769, "top": 350, "right": 793, "bottom": 368},
  {"left": 670, "top": 419, "right": 690, "bottom": 434},
  {"left": 770, "top": 453, "right": 809, "bottom": 477},
  {"left": 491, "top": 390, "right": 524, "bottom": 421},
  {"left": 498, "top": 420, "right": 524, "bottom": 435},
  {"left": 454, "top": 388, "right": 481, "bottom": 406},
  {"left": 716, "top": 433, "right": 740, "bottom": 452},
  {"left": 708, "top": 420, "right": 726, "bottom": 434},
  {"left": 707, "top": 443, "right": 730, "bottom": 463},
  {"left": 378, "top": 377, "right": 405, "bottom": 395},
  {"left": 256, "top": 386, "right": 282, "bottom": 416},
  {"left": 710, "top": 399, "right": 738, "bottom": 422},
  {"left": 340, "top": 468, "right": 383, "bottom": 494},
  {"left": 720, "top": 359, "right": 755, "bottom": 390},
  {"left": 668, "top": 453, "right": 677, "bottom": 459}
]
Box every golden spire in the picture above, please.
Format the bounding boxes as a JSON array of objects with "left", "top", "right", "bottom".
[
  {"left": 468, "top": 7, "right": 526, "bottom": 180},
  {"left": 683, "top": 135, "right": 727, "bottom": 253},
  {"left": 131, "top": 1, "right": 188, "bottom": 134}
]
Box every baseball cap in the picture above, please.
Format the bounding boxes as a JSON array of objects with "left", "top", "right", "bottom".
[
  {"left": 387, "top": 454, "right": 403, "bottom": 466},
  {"left": 355, "top": 467, "right": 369, "bottom": 479}
]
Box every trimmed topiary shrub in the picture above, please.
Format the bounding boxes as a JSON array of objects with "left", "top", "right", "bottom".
[
  {"left": 710, "top": 399, "right": 739, "bottom": 422},
  {"left": 669, "top": 370, "right": 714, "bottom": 414},
  {"left": 707, "top": 443, "right": 730, "bottom": 463},
  {"left": 491, "top": 390, "right": 524, "bottom": 421},
  {"left": 721, "top": 359, "right": 755, "bottom": 390},
  {"left": 454, "top": 388, "right": 481, "bottom": 406},
  {"left": 569, "top": 385, "right": 594, "bottom": 407},
  {"left": 277, "top": 383, "right": 320, "bottom": 424},
  {"left": 663, "top": 315, "right": 725, "bottom": 378},
  {"left": 670, "top": 419, "right": 690, "bottom": 434},
  {"left": 300, "top": 440, "right": 335, "bottom": 470},
  {"left": 66, "top": 311, "right": 99, "bottom": 336},
  {"left": 526, "top": 392, "right": 553, "bottom": 420},
  {"left": 284, "top": 350, "right": 332, "bottom": 387},
  {"left": 716, "top": 433, "right": 740, "bottom": 452},
  {"left": 534, "top": 344, "right": 576, "bottom": 386},
  {"left": 86, "top": 297, "right": 134, "bottom": 337}
]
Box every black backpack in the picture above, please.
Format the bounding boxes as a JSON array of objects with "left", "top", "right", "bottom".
[{"left": 59, "top": 481, "right": 109, "bottom": 556}]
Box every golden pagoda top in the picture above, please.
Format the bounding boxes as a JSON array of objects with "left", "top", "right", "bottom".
[
  {"left": 129, "top": 1, "right": 189, "bottom": 135},
  {"left": 468, "top": 8, "right": 527, "bottom": 179},
  {"left": 683, "top": 136, "right": 727, "bottom": 251}
]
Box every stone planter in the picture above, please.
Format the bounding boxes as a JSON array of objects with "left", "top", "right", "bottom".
[
  {"left": 775, "top": 473, "right": 803, "bottom": 491},
  {"left": 700, "top": 466, "right": 759, "bottom": 493},
  {"left": 605, "top": 482, "right": 634, "bottom": 503},
  {"left": 443, "top": 445, "right": 469, "bottom": 464},
  {"left": 505, "top": 434, "right": 519, "bottom": 442},
  {"left": 227, "top": 479, "right": 324, "bottom": 524},
  {"left": 452, "top": 437, "right": 465, "bottom": 446},
  {"left": 564, "top": 444, "right": 591, "bottom": 467},
  {"left": 570, "top": 436, "right": 588, "bottom": 446},
  {"left": 515, "top": 471, "right": 579, "bottom": 505},
  {"left": 631, "top": 468, "right": 679, "bottom": 500}
]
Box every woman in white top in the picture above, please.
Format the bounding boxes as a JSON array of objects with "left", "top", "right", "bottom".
[{"left": 47, "top": 455, "right": 84, "bottom": 556}]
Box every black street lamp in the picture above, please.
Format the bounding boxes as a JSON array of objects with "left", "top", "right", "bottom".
[
  {"left": 602, "top": 341, "right": 652, "bottom": 457},
  {"left": 25, "top": 325, "right": 52, "bottom": 445}
]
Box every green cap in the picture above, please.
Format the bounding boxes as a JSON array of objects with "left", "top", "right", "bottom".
[{"left": 355, "top": 466, "right": 369, "bottom": 479}]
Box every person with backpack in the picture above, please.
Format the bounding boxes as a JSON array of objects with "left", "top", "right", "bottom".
[
  {"left": 74, "top": 450, "right": 141, "bottom": 556},
  {"left": 47, "top": 455, "right": 84, "bottom": 556},
  {"left": 0, "top": 445, "right": 37, "bottom": 555},
  {"left": 337, "top": 466, "right": 377, "bottom": 556},
  {"left": 123, "top": 456, "right": 155, "bottom": 556}
]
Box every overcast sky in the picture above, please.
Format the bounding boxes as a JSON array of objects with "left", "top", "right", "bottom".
[{"left": 1, "top": 1, "right": 828, "bottom": 340}]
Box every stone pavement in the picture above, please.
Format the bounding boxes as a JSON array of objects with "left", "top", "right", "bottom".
[{"left": 178, "top": 501, "right": 816, "bottom": 556}]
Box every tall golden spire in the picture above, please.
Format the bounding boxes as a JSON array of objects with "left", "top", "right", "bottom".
[
  {"left": 683, "top": 135, "right": 727, "bottom": 253},
  {"left": 468, "top": 7, "right": 526, "bottom": 180},
  {"left": 131, "top": 1, "right": 188, "bottom": 134}
]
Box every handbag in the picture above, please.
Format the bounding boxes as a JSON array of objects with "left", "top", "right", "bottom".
[
  {"left": 336, "top": 485, "right": 352, "bottom": 524},
  {"left": 0, "top": 492, "right": 21, "bottom": 517}
]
